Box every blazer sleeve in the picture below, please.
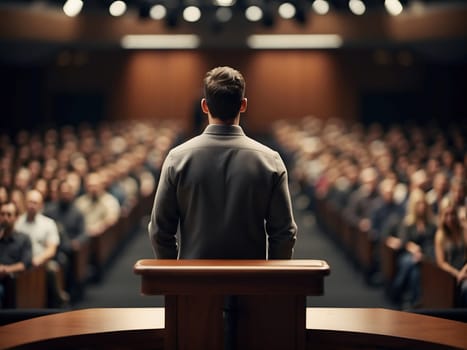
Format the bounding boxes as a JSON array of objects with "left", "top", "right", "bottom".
[
  {"left": 148, "top": 154, "right": 180, "bottom": 259},
  {"left": 265, "top": 153, "right": 298, "bottom": 259}
]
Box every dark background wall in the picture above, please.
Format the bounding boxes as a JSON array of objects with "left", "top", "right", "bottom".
[
  {"left": 2, "top": 48, "right": 465, "bottom": 133},
  {"left": 0, "top": 3, "right": 466, "bottom": 133}
]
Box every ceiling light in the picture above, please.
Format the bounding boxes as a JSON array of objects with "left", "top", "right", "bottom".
[
  {"left": 278, "top": 2, "right": 296, "bottom": 19},
  {"left": 183, "top": 6, "right": 202, "bottom": 22},
  {"left": 214, "top": 0, "right": 236, "bottom": 7},
  {"left": 121, "top": 35, "right": 201, "bottom": 49},
  {"left": 349, "top": 0, "right": 365, "bottom": 15},
  {"left": 247, "top": 34, "right": 343, "bottom": 49},
  {"left": 150, "top": 4, "right": 167, "bottom": 20},
  {"left": 385, "top": 0, "right": 403, "bottom": 16},
  {"left": 245, "top": 5, "right": 263, "bottom": 22},
  {"left": 63, "top": 0, "right": 83, "bottom": 17},
  {"left": 109, "top": 1, "right": 127, "bottom": 17},
  {"left": 312, "top": 0, "right": 329, "bottom": 15}
]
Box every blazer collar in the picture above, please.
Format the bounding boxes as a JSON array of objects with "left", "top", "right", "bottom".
[{"left": 203, "top": 124, "right": 245, "bottom": 136}]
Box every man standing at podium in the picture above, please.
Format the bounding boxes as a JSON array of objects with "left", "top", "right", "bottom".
[
  {"left": 148, "top": 66, "right": 297, "bottom": 260},
  {"left": 148, "top": 66, "right": 297, "bottom": 350}
]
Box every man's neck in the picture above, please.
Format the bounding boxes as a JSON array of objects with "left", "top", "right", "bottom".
[{"left": 208, "top": 115, "right": 240, "bottom": 126}]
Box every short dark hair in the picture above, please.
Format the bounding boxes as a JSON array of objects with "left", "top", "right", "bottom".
[
  {"left": 204, "top": 66, "right": 245, "bottom": 121},
  {"left": 1, "top": 201, "right": 18, "bottom": 217}
]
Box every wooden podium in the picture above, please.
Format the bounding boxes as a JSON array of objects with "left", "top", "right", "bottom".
[{"left": 133, "top": 259, "right": 330, "bottom": 350}]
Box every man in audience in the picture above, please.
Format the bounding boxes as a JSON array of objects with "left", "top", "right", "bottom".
[
  {"left": 426, "top": 171, "right": 448, "bottom": 216},
  {"left": 14, "top": 167, "right": 31, "bottom": 192},
  {"left": 149, "top": 66, "right": 297, "bottom": 350},
  {"left": 14, "top": 189, "right": 68, "bottom": 307},
  {"left": 44, "top": 180, "right": 88, "bottom": 297},
  {"left": 76, "top": 172, "right": 120, "bottom": 237},
  {"left": 370, "top": 178, "right": 404, "bottom": 241},
  {"left": 344, "top": 166, "right": 380, "bottom": 234},
  {"left": 0, "top": 202, "right": 32, "bottom": 308}
]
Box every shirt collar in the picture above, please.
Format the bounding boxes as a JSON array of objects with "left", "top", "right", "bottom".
[{"left": 203, "top": 124, "right": 245, "bottom": 136}]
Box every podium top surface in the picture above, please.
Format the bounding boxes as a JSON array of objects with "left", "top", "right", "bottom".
[
  {"left": 133, "top": 259, "right": 330, "bottom": 295},
  {"left": 134, "top": 259, "right": 330, "bottom": 275}
]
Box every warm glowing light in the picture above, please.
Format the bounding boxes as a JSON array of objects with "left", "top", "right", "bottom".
[
  {"left": 385, "top": 0, "right": 403, "bottom": 16},
  {"left": 349, "top": 0, "right": 365, "bottom": 15},
  {"left": 63, "top": 0, "right": 83, "bottom": 17},
  {"left": 312, "top": 0, "right": 329, "bottom": 15},
  {"left": 245, "top": 5, "right": 263, "bottom": 22},
  {"left": 214, "top": 0, "right": 236, "bottom": 6},
  {"left": 109, "top": 1, "right": 127, "bottom": 17},
  {"left": 150, "top": 4, "right": 167, "bottom": 20},
  {"left": 183, "top": 6, "right": 202, "bottom": 22},
  {"left": 121, "top": 35, "right": 201, "bottom": 49},
  {"left": 247, "top": 34, "right": 343, "bottom": 49},
  {"left": 278, "top": 2, "right": 296, "bottom": 19}
]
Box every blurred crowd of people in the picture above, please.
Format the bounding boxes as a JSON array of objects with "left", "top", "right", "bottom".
[
  {"left": 272, "top": 116, "right": 467, "bottom": 309},
  {"left": 0, "top": 120, "right": 179, "bottom": 308}
]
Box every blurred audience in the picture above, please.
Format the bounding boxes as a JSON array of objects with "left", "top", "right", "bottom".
[
  {"left": 14, "top": 190, "right": 66, "bottom": 307},
  {"left": 44, "top": 179, "right": 87, "bottom": 297},
  {"left": 434, "top": 199, "right": 467, "bottom": 307},
  {"left": 388, "top": 189, "right": 437, "bottom": 308},
  {"left": 273, "top": 115, "right": 466, "bottom": 308},
  {"left": 0, "top": 119, "right": 179, "bottom": 308},
  {"left": 76, "top": 172, "right": 120, "bottom": 237},
  {"left": 0, "top": 202, "right": 32, "bottom": 308}
]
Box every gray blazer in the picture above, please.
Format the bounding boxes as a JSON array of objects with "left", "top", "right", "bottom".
[{"left": 148, "top": 124, "right": 297, "bottom": 259}]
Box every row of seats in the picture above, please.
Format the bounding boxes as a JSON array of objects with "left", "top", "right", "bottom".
[
  {"left": 0, "top": 120, "right": 180, "bottom": 309},
  {"left": 272, "top": 115, "right": 466, "bottom": 309},
  {"left": 2, "top": 192, "right": 155, "bottom": 309}
]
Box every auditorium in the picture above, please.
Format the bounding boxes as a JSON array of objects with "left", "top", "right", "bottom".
[{"left": 0, "top": 0, "right": 466, "bottom": 349}]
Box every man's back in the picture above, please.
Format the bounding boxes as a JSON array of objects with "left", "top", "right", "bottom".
[{"left": 149, "top": 124, "right": 297, "bottom": 259}]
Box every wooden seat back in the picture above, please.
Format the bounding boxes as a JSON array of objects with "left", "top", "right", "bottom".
[
  {"left": 3, "top": 265, "right": 47, "bottom": 308},
  {"left": 421, "top": 259, "right": 457, "bottom": 308}
]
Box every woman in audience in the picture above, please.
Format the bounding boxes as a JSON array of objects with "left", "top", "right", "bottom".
[
  {"left": 434, "top": 198, "right": 467, "bottom": 306},
  {"left": 389, "top": 189, "right": 437, "bottom": 307}
]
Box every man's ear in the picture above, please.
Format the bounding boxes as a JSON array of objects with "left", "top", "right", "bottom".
[
  {"left": 201, "top": 98, "right": 209, "bottom": 114},
  {"left": 240, "top": 98, "right": 247, "bottom": 113}
]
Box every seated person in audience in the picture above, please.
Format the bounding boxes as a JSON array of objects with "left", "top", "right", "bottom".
[
  {"left": 459, "top": 205, "right": 467, "bottom": 237},
  {"left": 370, "top": 178, "right": 404, "bottom": 241},
  {"left": 388, "top": 189, "right": 437, "bottom": 308},
  {"left": 44, "top": 180, "right": 88, "bottom": 296},
  {"left": 13, "top": 167, "right": 32, "bottom": 193},
  {"left": 75, "top": 172, "right": 120, "bottom": 236},
  {"left": 101, "top": 166, "right": 127, "bottom": 211},
  {"left": 434, "top": 198, "right": 467, "bottom": 307},
  {"left": 363, "top": 178, "right": 404, "bottom": 283},
  {"left": 0, "top": 186, "right": 8, "bottom": 205},
  {"left": 426, "top": 172, "right": 448, "bottom": 217},
  {"left": 14, "top": 189, "right": 68, "bottom": 307},
  {"left": 443, "top": 177, "right": 466, "bottom": 209},
  {"left": 401, "top": 169, "right": 429, "bottom": 210},
  {"left": 344, "top": 166, "right": 380, "bottom": 233},
  {"left": 0, "top": 202, "right": 32, "bottom": 308}
]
